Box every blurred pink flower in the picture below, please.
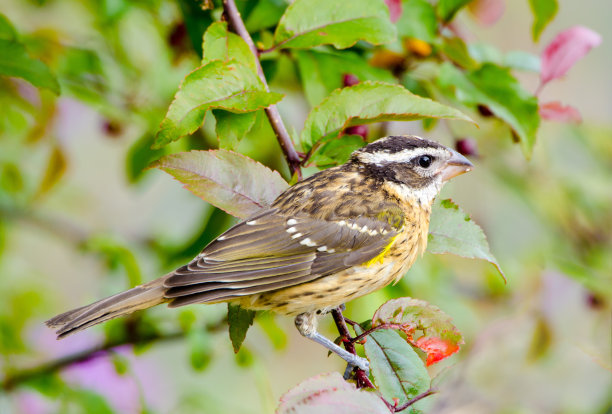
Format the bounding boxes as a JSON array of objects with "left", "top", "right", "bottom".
[{"left": 469, "top": 0, "right": 506, "bottom": 26}]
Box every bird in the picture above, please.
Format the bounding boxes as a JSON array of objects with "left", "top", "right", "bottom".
[{"left": 46, "top": 135, "right": 472, "bottom": 374}]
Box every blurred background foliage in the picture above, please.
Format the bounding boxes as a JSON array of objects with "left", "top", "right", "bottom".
[{"left": 0, "top": 0, "right": 610, "bottom": 413}]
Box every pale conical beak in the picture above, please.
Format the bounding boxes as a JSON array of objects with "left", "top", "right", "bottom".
[{"left": 440, "top": 149, "right": 473, "bottom": 182}]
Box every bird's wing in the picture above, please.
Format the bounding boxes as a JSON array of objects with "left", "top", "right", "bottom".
[{"left": 163, "top": 208, "right": 404, "bottom": 307}]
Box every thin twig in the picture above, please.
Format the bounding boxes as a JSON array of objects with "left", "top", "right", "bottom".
[
  {"left": 350, "top": 323, "right": 405, "bottom": 344},
  {"left": 1, "top": 320, "right": 226, "bottom": 391},
  {"left": 330, "top": 308, "right": 374, "bottom": 389},
  {"left": 223, "top": 0, "right": 302, "bottom": 179},
  {"left": 394, "top": 388, "right": 437, "bottom": 412}
]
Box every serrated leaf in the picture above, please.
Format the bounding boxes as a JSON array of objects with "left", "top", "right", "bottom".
[
  {"left": 273, "top": 0, "right": 396, "bottom": 50},
  {"left": 0, "top": 39, "right": 60, "bottom": 95},
  {"left": 201, "top": 21, "right": 257, "bottom": 72},
  {"left": 214, "top": 110, "right": 258, "bottom": 150},
  {"left": 357, "top": 323, "right": 430, "bottom": 407},
  {"left": 154, "top": 61, "right": 283, "bottom": 149},
  {"left": 428, "top": 198, "right": 505, "bottom": 280},
  {"left": 438, "top": 62, "right": 539, "bottom": 158},
  {"left": 437, "top": 0, "right": 473, "bottom": 22},
  {"left": 372, "top": 297, "right": 463, "bottom": 366},
  {"left": 300, "top": 81, "right": 473, "bottom": 152},
  {"left": 153, "top": 150, "right": 288, "bottom": 219},
  {"left": 277, "top": 372, "right": 389, "bottom": 414},
  {"left": 228, "top": 304, "right": 256, "bottom": 353},
  {"left": 295, "top": 50, "right": 395, "bottom": 107},
  {"left": 396, "top": 0, "right": 437, "bottom": 43},
  {"left": 528, "top": 0, "right": 558, "bottom": 41}
]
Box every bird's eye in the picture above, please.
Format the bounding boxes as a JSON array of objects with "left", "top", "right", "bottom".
[{"left": 418, "top": 155, "right": 432, "bottom": 168}]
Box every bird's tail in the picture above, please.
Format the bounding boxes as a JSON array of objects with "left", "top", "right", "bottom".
[{"left": 45, "top": 278, "right": 167, "bottom": 339}]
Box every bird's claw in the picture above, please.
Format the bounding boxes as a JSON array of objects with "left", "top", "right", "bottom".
[{"left": 343, "top": 355, "right": 370, "bottom": 379}]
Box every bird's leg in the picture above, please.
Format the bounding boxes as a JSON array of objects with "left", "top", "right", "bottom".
[{"left": 295, "top": 312, "right": 369, "bottom": 376}]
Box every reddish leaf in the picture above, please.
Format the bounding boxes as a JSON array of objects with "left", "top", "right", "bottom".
[
  {"left": 468, "top": 0, "right": 505, "bottom": 26},
  {"left": 539, "top": 101, "right": 582, "bottom": 123},
  {"left": 152, "top": 150, "right": 288, "bottom": 219},
  {"left": 415, "top": 337, "right": 460, "bottom": 366},
  {"left": 372, "top": 297, "right": 464, "bottom": 366},
  {"left": 540, "top": 26, "right": 601, "bottom": 87},
  {"left": 385, "top": 0, "right": 402, "bottom": 23}
]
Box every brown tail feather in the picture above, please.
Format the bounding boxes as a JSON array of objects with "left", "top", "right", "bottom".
[{"left": 46, "top": 278, "right": 168, "bottom": 339}]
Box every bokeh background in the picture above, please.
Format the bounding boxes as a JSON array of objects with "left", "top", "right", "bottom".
[{"left": 1, "top": 0, "right": 610, "bottom": 413}]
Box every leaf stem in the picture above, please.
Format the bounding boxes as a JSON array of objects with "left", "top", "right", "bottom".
[
  {"left": 393, "top": 388, "right": 437, "bottom": 412},
  {"left": 223, "top": 0, "right": 302, "bottom": 179},
  {"left": 330, "top": 308, "right": 374, "bottom": 389}
]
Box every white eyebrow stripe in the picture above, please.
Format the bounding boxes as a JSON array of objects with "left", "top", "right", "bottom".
[{"left": 356, "top": 147, "right": 448, "bottom": 164}]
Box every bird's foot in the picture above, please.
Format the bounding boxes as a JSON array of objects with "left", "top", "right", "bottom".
[{"left": 343, "top": 355, "right": 370, "bottom": 379}]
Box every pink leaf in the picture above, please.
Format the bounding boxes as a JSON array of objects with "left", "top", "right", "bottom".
[
  {"left": 385, "top": 0, "right": 402, "bottom": 23},
  {"left": 540, "top": 26, "right": 602, "bottom": 87},
  {"left": 539, "top": 101, "right": 582, "bottom": 123},
  {"left": 468, "top": 0, "right": 505, "bottom": 26}
]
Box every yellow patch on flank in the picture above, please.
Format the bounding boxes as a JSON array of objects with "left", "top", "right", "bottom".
[{"left": 364, "top": 235, "right": 398, "bottom": 267}]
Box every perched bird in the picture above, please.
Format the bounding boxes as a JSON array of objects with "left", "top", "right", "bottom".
[{"left": 46, "top": 135, "right": 472, "bottom": 373}]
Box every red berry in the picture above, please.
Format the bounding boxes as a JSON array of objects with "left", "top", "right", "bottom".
[
  {"left": 455, "top": 138, "right": 478, "bottom": 156},
  {"left": 344, "top": 125, "right": 368, "bottom": 138},
  {"left": 343, "top": 73, "right": 360, "bottom": 87}
]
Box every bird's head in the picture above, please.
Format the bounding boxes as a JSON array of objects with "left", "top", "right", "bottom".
[{"left": 350, "top": 135, "right": 473, "bottom": 205}]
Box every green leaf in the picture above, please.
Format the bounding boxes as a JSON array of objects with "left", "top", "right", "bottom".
[
  {"left": 153, "top": 150, "right": 289, "bottom": 219},
  {"left": 256, "top": 312, "right": 288, "bottom": 350},
  {"left": 201, "top": 21, "right": 257, "bottom": 72},
  {"left": 428, "top": 199, "right": 505, "bottom": 280},
  {"left": 300, "top": 81, "right": 473, "bottom": 152},
  {"left": 214, "top": 110, "right": 258, "bottom": 150},
  {"left": 529, "top": 0, "right": 558, "bottom": 41},
  {"left": 438, "top": 62, "right": 539, "bottom": 158},
  {"left": 277, "top": 372, "right": 389, "bottom": 413},
  {"left": 372, "top": 297, "right": 463, "bottom": 366},
  {"left": 439, "top": 36, "right": 478, "bottom": 69},
  {"left": 396, "top": 0, "right": 437, "bottom": 43},
  {"left": 84, "top": 235, "right": 143, "bottom": 286},
  {"left": 357, "top": 323, "right": 430, "bottom": 407},
  {"left": 0, "top": 13, "right": 18, "bottom": 41},
  {"left": 126, "top": 133, "right": 166, "bottom": 183},
  {"left": 189, "top": 329, "right": 213, "bottom": 370},
  {"left": 228, "top": 303, "right": 256, "bottom": 353},
  {"left": 504, "top": 50, "right": 541, "bottom": 72},
  {"left": 154, "top": 61, "right": 283, "bottom": 149},
  {"left": 437, "top": 0, "right": 473, "bottom": 22},
  {"left": 245, "top": 0, "right": 288, "bottom": 32},
  {"left": 309, "top": 134, "right": 365, "bottom": 168},
  {"left": 273, "top": 0, "right": 396, "bottom": 50},
  {"left": 0, "top": 39, "right": 60, "bottom": 94},
  {"left": 295, "top": 50, "right": 395, "bottom": 107},
  {"left": 35, "top": 145, "right": 67, "bottom": 197}
]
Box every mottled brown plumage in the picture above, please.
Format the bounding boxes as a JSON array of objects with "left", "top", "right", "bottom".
[{"left": 46, "top": 135, "right": 472, "bottom": 372}]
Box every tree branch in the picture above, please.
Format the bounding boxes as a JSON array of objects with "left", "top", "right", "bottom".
[
  {"left": 223, "top": 0, "right": 302, "bottom": 179},
  {"left": 1, "top": 319, "right": 226, "bottom": 391},
  {"left": 330, "top": 308, "right": 374, "bottom": 389}
]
